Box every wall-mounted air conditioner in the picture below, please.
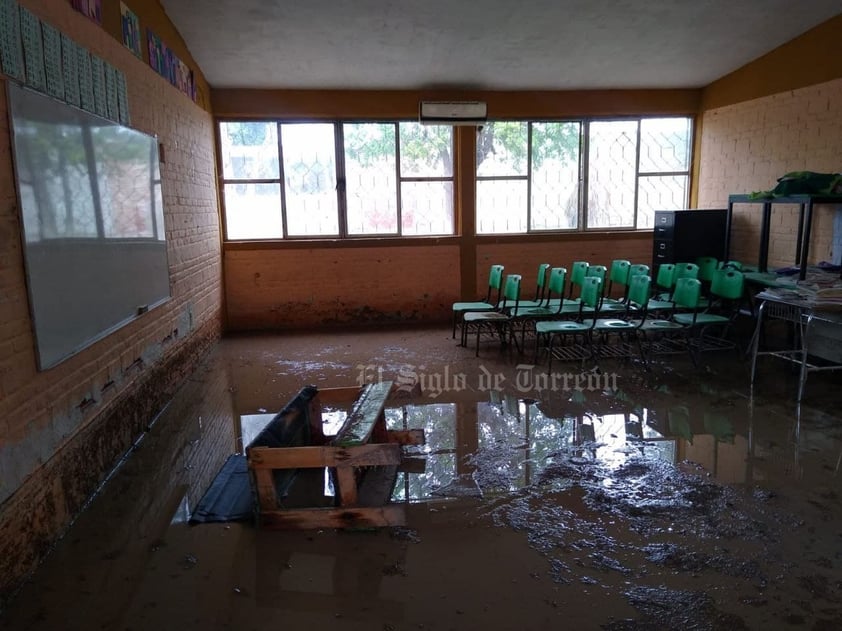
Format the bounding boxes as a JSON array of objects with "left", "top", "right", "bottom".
[{"left": 418, "top": 101, "right": 487, "bottom": 125}]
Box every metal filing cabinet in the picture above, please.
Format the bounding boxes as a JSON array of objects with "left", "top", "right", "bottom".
[{"left": 652, "top": 209, "right": 728, "bottom": 272}]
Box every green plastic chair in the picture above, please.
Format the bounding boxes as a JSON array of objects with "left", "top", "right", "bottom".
[
  {"left": 512, "top": 267, "right": 569, "bottom": 352},
  {"left": 648, "top": 263, "right": 677, "bottom": 311},
  {"left": 567, "top": 261, "right": 590, "bottom": 300},
  {"left": 629, "top": 263, "right": 650, "bottom": 282},
  {"left": 516, "top": 263, "right": 552, "bottom": 309},
  {"left": 600, "top": 260, "right": 631, "bottom": 313},
  {"left": 462, "top": 274, "right": 522, "bottom": 356},
  {"left": 673, "top": 270, "right": 743, "bottom": 326},
  {"left": 535, "top": 274, "right": 595, "bottom": 369},
  {"left": 674, "top": 262, "right": 699, "bottom": 284},
  {"left": 586, "top": 265, "right": 608, "bottom": 283},
  {"left": 671, "top": 277, "right": 702, "bottom": 311},
  {"left": 451, "top": 264, "right": 504, "bottom": 339},
  {"left": 626, "top": 274, "right": 685, "bottom": 367},
  {"left": 696, "top": 256, "right": 719, "bottom": 283},
  {"left": 513, "top": 267, "right": 567, "bottom": 318},
  {"left": 653, "top": 263, "right": 676, "bottom": 297},
  {"left": 605, "top": 260, "right": 631, "bottom": 300},
  {"left": 671, "top": 276, "right": 735, "bottom": 366},
  {"left": 583, "top": 275, "right": 647, "bottom": 362}
]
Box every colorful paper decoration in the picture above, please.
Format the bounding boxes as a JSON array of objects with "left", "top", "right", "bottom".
[
  {"left": 69, "top": 0, "right": 102, "bottom": 25},
  {"left": 120, "top": 3, "right": 141, "bottom": 58}
]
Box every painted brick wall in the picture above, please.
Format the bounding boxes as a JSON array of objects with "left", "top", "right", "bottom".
[
  {"left": 477, "top": 234, "right": 654, "bottom": 301},
  {"left": 697, "top": 78, "right": 842, "bottom": 269},
  {"left": 0, "top": 0, "right": 222, "bottom": 603},
  {"left": 225, "top": 244, "right": 461, "bottom": 329},
  {"left": 224, "top": 233, "right": 653, "bottom": 330}
]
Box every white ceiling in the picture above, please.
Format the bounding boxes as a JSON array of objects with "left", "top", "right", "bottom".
[{"left": 160, "top": 0, "right": 841, "bottom": 90}]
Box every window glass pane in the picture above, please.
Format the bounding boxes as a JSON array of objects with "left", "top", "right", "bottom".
[
  {"left": 344, "top": 123, "right": 398, "bottom": 235},
  {"left": 530, "top": 122, "right": 580, "bottom": 230},
  {"left": 637, "top": 175, "right": 689, "bottom": 229},
  {"left": 587, "top": 120, "right": 638, "bottom": 228},
  {"left": 477, "top": 122, "right": 528, "bottom": 177},
  {"left": 281, "top": 123, "right": 339, "bottom": 236},
  {"left": 219, "top": 122, "right": 279, "bottom": 180},
  {"left": 399, "top": 123, "right": 453, "bottom": 177},
  {"left": 639, "top": 117, "right": 691, "bottom": 172},
  {"left": 223, "top": 182, "right": 282, "bottom": 239},
  {"left": 401, "top": 181, "right": 454, "bottom": 235},
  {"left": 476, "top": 179, "right": 527, "bottom": 234}
]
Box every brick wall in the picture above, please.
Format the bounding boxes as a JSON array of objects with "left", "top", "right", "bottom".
[
  {"left": 224, "top": 244, "right": 461, "bottom": 329},
  {"left": 223, "top": 232, "right": 654, "bottom": 330},
  {"left": 477, "top": 233, "right": 654, "bottom": 301},
  {"left": 0, "top": 0, "right": 222, "bottom": 604},
  {"left": 697, "top": 78, "right": 842, "bottom": 268}
]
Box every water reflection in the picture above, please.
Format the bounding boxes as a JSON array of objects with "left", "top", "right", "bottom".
[{"left": 232, "top": 395, "right": 753, "bottom": 507}]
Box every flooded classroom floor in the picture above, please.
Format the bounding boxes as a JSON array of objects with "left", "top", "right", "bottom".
[{"left": 2, "top": 326, "right": 842, "bottom": 630}]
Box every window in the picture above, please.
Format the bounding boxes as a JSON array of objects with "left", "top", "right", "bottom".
[
  {"left": 476, "top": 116, "right": 692, "bottom": 233},
  {"left": 476, "top": 121, "right": 581, "bottom": 234},
  {"left": 219, "top": 121, "right": 454, "bottom": 239}
]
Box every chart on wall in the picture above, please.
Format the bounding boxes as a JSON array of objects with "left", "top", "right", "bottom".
[{"left": 0, "top": 0, "right": 131, "bottom": 125}]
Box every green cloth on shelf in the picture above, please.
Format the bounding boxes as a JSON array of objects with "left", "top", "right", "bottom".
[{"left": 749, "top": 171, "right": 842, "bottom": 200}]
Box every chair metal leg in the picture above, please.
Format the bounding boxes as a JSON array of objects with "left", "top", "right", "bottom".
[
  {"left": 547, "top": 334, "right": 555, "bottom": 373},
  {"left": 749, "top": 304, "right": 766, "bottom": 387}
]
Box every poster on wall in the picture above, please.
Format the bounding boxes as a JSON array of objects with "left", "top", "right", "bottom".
[
  {"left": 0, "top": 0, "right": 24, "bottom": 81},
  {"left": 115, "top": 69, "right": 130, "bottom": 125},
  {"left": 104, "top": 61, "right": 119, "bottom": 120},
  {"left": 20, "top": 7, "right": 46, "bottom": 92},
  {"left": 147, "top": 28, "right": 197, "bottom": 103},
  {"left": 120, "top": 2, "right": 141, "bottom": 58},
  {"left": 147, "top": 29, "right": 167, "bottom": 76},
  {"left": 69, "top": 0, "right": 102, "bottom": 25},
  {"left": 61, "top": 33, "right": 80, "bottom": 106},
  {"left": 90, "top": 54, "right": 107, "bottom": 117},
  {"left": 76, "top": 41, "right": 95, "bottom": 112},
  {"left": 41, "top": 21, "right": 64, "bottom": 99}
]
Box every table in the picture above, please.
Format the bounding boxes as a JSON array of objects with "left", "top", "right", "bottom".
[
  {"left": 726, "top": 194, "right": 842, "bottom": 281},
  {"left": 749, "top": 291, "right": 842, "bottom": 401}
]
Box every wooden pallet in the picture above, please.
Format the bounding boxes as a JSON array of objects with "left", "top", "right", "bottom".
[{"left": 246, "top": 381, "right": 424, "bottom": 529}]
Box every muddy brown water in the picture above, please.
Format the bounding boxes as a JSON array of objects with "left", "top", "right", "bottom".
[{"left": 2, "top": 327, "right": 842, "bottom": 630}]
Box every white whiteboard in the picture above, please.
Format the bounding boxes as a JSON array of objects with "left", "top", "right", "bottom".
[{"left": 8, "top": 83, "right": 170, "bottom": 369}]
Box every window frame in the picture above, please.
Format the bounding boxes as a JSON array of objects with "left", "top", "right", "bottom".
[
  {"left": 475, "top": 115, "right": 693, "bottom": 235},
  {"left": 217, "top": 119, "right": 457, "bottom": 241}
]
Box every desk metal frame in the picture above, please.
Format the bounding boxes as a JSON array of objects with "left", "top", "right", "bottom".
[
  {"left": 727, "top": 194, "right": 842, "bottom": 281},
  {"left": 750, "top": 294, "right": 842, "bottom": 401}
]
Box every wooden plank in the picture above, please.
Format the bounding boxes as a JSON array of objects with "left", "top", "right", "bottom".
[
  {"left": 334, "top": 466, "right": 358, "bottom": 506},
  {"left": 385, "top": 429, "right": 426, "bottom": 446},
  {"left": 260, "top": 505, "right": 406, "bottom": 529},
  {"left": 331, "top": 381, "right": 393, "bottom": 446},
  {"left": 253, "top": 468, "right": 278, "bottom": 510},
  {"left": 307, "top": 392, "right": 325, "bottom": 445},
  {"left": 248, "top": 443, "right": 401, "bottom": 469}
]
